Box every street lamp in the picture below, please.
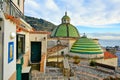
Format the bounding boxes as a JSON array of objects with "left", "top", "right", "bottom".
[{"left": 57, "top": 39, "right": 61, "bottom": 67}]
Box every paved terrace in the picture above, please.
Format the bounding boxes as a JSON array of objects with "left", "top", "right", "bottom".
[
  {"left": 30, "top": 60, "right": 120, "bottom": 80},
  {"left": 69, "top": 60, "right": 120, "bottom": 80},
  {"left": 31, "top": 67, "right": 68, "bottom": 80}
]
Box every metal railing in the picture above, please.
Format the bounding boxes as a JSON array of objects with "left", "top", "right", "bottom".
[{"left": 0, "top": 0, "right": 25, "bottom": 19}]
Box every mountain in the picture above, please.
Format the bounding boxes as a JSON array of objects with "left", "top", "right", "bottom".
[{"left": 25, "top": 16, "right": 57, "bottom": 32}]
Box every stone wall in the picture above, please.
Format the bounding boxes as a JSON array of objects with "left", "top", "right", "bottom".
[{"left": 96, "top": 58, "right": 118, "bottom": 67}]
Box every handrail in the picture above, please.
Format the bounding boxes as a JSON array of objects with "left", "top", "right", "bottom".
[
  {"left": 9, "top": 0, "right": 24, "bottom": 19},
  {"left": 0, "top": 0, "right": 24, "bottom": 19}
]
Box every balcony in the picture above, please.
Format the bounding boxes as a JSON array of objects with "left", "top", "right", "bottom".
[{"left": 0, "top": 0, "right": 24, "bottom": 19}]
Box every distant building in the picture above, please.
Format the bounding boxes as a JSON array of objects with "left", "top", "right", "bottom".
[
  {"left": 51, "top": 12, "right": 80, "bottom": 38},
  {"left": 96, "top": 51, "right": 118, "bottom": 67},
  {"left": 50, "top": 12, "right": 118, "bottom": 68},
  {"left": 51, "top": 12, "right": 80, "bottom": 50},
  {"left": 70, "top": 35, "right": 104, "bottom": 58}
]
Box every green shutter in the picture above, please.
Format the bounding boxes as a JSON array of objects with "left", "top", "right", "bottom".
[
  {"left": 21, "top": 57, "right": 24, "bottom": 65},
  {"left": 16, "top": 64, "right": 22, "bottom": 80}
]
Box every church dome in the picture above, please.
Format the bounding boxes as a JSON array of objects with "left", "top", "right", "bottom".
[
  {"left": 70, "top": 36, "right": 104, "bottom": 58},
  {"left": 51, "top": 12, "right": 80, "bottom": 38},
  {"left": 51, "top": 24, "right": 79, "bottom": 38}
]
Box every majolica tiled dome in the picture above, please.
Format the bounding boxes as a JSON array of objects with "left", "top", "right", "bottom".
[
  {"left": 51, "top": 12, "right": 80, "bottom": 38},
  {"left": 70, "top": 35, "right": 103, "bottom": 54}
]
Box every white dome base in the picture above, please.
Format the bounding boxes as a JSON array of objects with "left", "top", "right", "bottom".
[{"left": 69, "top": 52, "right": 104, "bottom": 59}]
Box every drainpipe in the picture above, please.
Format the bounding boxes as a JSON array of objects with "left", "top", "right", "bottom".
[
  {"left": 9, "top": 0, "right": 11, "bottom": 15},
  {"left": 0, "top": 11, "right": 4, "bottom": 80},
  {"left": 2, "top": 22, "right": 4, "bottom": 80}
]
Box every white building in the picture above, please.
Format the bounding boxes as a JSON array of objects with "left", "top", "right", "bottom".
[{"left": 0, "top": 0, "right": 48, "bottom": 80}]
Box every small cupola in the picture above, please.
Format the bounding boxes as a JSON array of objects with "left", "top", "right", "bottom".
[
  {"left": 61, "top": 12, "right": 70, "bottom": 24},
  {"left": 82, "top": 33, "right": 87, "bottom": 38}
]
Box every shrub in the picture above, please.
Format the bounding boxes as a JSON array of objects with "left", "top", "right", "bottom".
[
  {"left": 65, "top": 54, "right": 71, "bottom": 58},
  {"left": 90, "top": 60, "right": 96, "bottom": 66},
  {"left": 73, "top": 56, "right": 80, "bottom": 59},
  {"left": 73, "top": 56, "right": 80, "bottom": 64},
  {"left": 74, "top": 59, "right": 80, "bottom": 64}
]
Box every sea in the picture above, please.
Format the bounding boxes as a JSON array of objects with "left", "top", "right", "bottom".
[
  {"left": 99, "top": 39, "right": 120, "bottom": 66},
  {"left": 99, "top": 39, "right": 120, "bottom": 47}
]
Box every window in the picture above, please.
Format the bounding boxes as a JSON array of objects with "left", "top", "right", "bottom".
[
  {"left": 61, "top": 51, "right": 64, "bottom": 55},
  {"left": 17, "top": 0, "right": 20, "bottom": 6},
  {"left": 0, "top": 0, "right": 3, "bottom": 2},
  {"left": 16, "top": 34, "right": 25, "bottom": 59}
]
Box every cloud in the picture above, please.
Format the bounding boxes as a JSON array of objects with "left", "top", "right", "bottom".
[
  {"left": 24, "top": 0, "right": 43, "bottom": 18},
  {"left": 45, "top": 0, "right": 59, "bottom": 11},
  {"left": 25, "top": 0, "right": 40, "bottom": 11},
  {"left": 24, "top": 0, "right": 120, "bottom": 28},
  {"left": 69, "top": 0, "right": 120, "bottom": 26},
  {"left": 86, "top": 33, "right": 120, "bottom": 40}
]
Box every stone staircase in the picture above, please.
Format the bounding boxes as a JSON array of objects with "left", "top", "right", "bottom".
[{"left": 31, "top": 70, "right": 68, "bottom": 80}]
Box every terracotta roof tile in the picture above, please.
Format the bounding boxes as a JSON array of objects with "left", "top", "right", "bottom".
[
  {"left": 30, "top": 31, "right": 50, "bottom": 34},
  {"left": 104, "top": 51, "right": 117, "bottom": 59},
  {"left": 47, "top": 45, "right": 67, "bottom": 55}
]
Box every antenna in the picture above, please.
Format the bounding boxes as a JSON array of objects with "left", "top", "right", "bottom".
[
  {"left": 65, "top": 6, "right": 67, "bottom": 15},
  {"left": 66, "top": 6, "right": 67, "bottom": 12}
]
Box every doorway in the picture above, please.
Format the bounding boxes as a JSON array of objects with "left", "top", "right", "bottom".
[{"left": 31, "top": 42, "right": 41, "bottom": 63}]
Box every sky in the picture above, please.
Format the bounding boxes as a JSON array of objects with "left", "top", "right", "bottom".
[{"left": 24, "top": 0, "right": 120, "bottom": 39}]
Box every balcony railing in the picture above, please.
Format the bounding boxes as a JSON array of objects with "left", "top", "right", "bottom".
[{"left": 0, "top": 0, "right": 24, "bottom": 19}]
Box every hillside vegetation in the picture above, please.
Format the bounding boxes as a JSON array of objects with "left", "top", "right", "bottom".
[{"left": 25, "top": 16, "right": 57, "bottom": 32}]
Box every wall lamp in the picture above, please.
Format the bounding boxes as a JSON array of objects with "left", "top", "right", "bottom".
[{"left": 10, "top": 32, "right": 16, "bottom": 39}]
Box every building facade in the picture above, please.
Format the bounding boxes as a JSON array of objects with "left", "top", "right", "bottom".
[
  {"left": 0, "top": 0, "right": 48, "bottom": 80},
  {"left": 0, "top": 0, "right": 25, "bottom": 79},
  {"left": 0, "top": 9, "right": 17, "bottom": 80}
]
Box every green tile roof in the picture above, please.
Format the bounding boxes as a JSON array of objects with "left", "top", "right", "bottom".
[
  {"left": 51, "top": 12, "right": 80, "bottom": 38},
  {"left": 51, "top": 23, "right": 80, "bottom": 38},
  {"left": 62, "top": 15, "right": 70, "bottom": 20},
  {"left": 62, "top": 12, "right": 70, "bottom": 20},
  {"left": 70, "top": 37, "right": 103, "bottom": 54}
]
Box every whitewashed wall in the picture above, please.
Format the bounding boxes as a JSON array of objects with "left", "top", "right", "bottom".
[
  {"left": 48, "top": 47, "right": 69, "bottom": 57},
  {"left": 69, "top": 52, "right": 104, "bottom": 59},
  {"left": 47, "top": 39, "right": 76, "bottom": 49},
  {"left": 3, "top": 15, "right": 16, "bottom": 80},
  {"left": 17, "top": 30, "right": 30, "bottom": 67},
  {"left": 30, "top": 33, "right": 47, "bottom": 54},
  {"left": 96, "top": 58, "right": 118, "bottom": 67},
  {"left": 17, "top": 31, "right": 30, "bottom": 54},
  {"left": 12, "top": 0, "right": 24, "bottom": 13},
  {"left": 23, "top": 32, "right": 30, "bottom": 67},
  {"left": 69, "top": 39, "right": 77, "bottom": 50},
  {"left": 30, "top": 33, "right": 47, "bottom": 62}
]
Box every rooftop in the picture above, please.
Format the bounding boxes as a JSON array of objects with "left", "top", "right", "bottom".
[
  {"left": 70, "top": 37, "right": 103, "bottom": 54},
  {"left": 51, "top": 12, "right": 80, "bottom": 38},
  {"left": 47, "top": 45, "right": 67, "bottom": 55},
  {"left": 104, "top": 51, "right": 117, "bottom": 59}
]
